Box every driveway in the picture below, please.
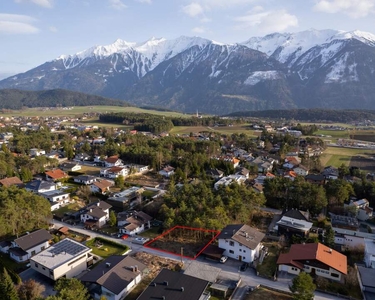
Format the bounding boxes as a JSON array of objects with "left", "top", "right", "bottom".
[{"left": 19, "top": 267, "right": 56, "bottom": 298}]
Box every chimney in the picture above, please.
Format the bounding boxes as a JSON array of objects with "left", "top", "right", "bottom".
[
  {"left": 181, "top": 287, "right": 184, "bottom": 292},
  {"left": 106, "top": 262, "right": 111, "bottom": 268},
  {"left": 164, "top": 281, "right": 168, "bottom": 286},
  {"left": 134, "top": 265, "right": 138, "bottom": 272},
  {"left": 89, "top": 209, "right": 93, "bottom": 213},
  {"left": 329, "top": 248, "right": 332, "bottom": 253}
]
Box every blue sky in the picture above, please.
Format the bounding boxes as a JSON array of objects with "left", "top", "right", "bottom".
[{"left": 1, "top": 0, "right": 375, "bottom": 79}]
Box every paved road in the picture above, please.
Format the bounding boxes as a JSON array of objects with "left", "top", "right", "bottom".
[{"left": 53, "top": 220, "right": 343, "bottom": 300}]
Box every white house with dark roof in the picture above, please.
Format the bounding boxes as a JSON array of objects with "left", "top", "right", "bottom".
[
  {"left": 9, "top": 229, "right": 52, "bottom": 262},
  {"left": 118, "top": 211, "right": 152, "bottom": 236},
  {"left": 217, "top": 224, "right": 265, "bottom": 263},
  {"left": 80, "top": 255, "right": 147, "bottom": 300},
  {"left": 80, "top": 201, "right": 112, "bottom": 228},
  {"left": 25, "top": 180, "right": 57, "bottom": 194},
  {"left": 31, "top": 238, "right": 92, "bottom": 280},
  {"left": 39, "top": 189, "right": 70, "bottom": 211},
  {"left": 74, "top": 175, "right": 97, "bottom": 185}
]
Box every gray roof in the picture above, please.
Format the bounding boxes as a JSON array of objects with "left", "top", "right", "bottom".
[
  {"left": 75, "top": 175, "right": 96, "bottom": 181},
  {"left": 217, "top": 224, "right": 265, "bottom": 250},
  {"left": 14, "top": 229, "right": 52, "bottom": 251},
  {"left": 25, "top": 180, "right": 55, "bottom": 192},
  {"left": 358, "top": 266, "right": 375, "bottom": 288},
  {"left": 183, "top": 261, "right": 221, "bottom": 283},
  {"left": 137, "top": 268, "right": 209, "bottom": 300},
  {"left": 80, "top": 256, "right": 147, "bottom": 295}
]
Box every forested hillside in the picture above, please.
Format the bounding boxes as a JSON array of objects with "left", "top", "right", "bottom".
[{"left": 0, "top": 89, "right": 130, "bottom": 109}]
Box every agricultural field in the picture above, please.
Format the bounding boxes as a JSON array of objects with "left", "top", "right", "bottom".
[
  {"left": 170, "top": 124, "right": 255, "bottom": 136},
  {"left": 320, "top": 146, "right": 375, "bottom": 168},
  {"left": 0, "top": 105, "right": 190, "bottom": 118}
]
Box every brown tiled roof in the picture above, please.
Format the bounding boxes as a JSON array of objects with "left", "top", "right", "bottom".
[
  {"left": 277, "top": 243, "right": 347, "bottom": 274},
  {"left": 45, "top": 169, "right": 68, "bottom": 180},
  {"left": 93, "top": 180, "right": 112, "bottom": 190},
  {"left": 105, "top": 156, "right": 119, "bottom": 163},
  {"left": 108, "top": 166, "right": 124, "bottom": 173},
  {"left": 0, "top": 176, "right": 23, "bottom": 187}
]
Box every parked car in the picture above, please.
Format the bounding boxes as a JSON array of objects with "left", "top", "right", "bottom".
[
  {"left": 220, "top": 256, "right": 228, "bottom": 263},
  {"left": 132, "top": 237, "right": 149, "bottom": 245},
  {"left": 240, "top": 262, "right": 249, "bottom": 272}
]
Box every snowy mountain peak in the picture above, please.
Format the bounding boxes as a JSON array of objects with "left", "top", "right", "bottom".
[{"left": 331, "top": 30, "right": 375, "bottom": 45}]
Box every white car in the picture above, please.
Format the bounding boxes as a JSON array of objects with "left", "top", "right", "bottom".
[
  {"left": 220, "top": 255, "right": 228, "bottom": 263},
  {"left": 132, "top": 237, "right": 149, "bottom": 245}
]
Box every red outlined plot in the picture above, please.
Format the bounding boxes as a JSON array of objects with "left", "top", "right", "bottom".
[{"left": 144, "top": 225, "right": 220, "bottom": 260}]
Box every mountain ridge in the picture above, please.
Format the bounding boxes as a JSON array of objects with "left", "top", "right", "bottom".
[{"left": 1, "top": 28, "right": 375, "bottom": 114}]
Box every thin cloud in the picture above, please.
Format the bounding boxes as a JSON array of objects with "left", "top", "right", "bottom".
[
  {"left": 14, "top": 0, "right": 53, "bottom": 8},
  {"left": 0, "top": 13, "right": 39, "bottom": 34},
  {"left": 234, "top": 8, "right": 298, "bottom": 34},
  {"left": 108, "top": 0, "right": 127, "bottom": 10},
  {"left": 182, "top": 2, "right": 204, "bottom": 17},
  {"left": 49, "top": 26, "right": 57, "bottom": 32},
  {"left": 136, "top": 0, "right": 152, "bottom": 3},
  {"left": 313, "top": 0, "right": 375, "bottom": 18},
  {"left": 192, "top": 26, "right": 206, "bottom": 33}
]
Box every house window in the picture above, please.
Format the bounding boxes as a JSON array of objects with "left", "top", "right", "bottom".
[
  {"left": 42, "top": 267, "right": 45, "bottom": 270},
  {"left": 229, "top": 250, "right": 234, "bottom": 254},
  {"left": 239, "top": 249, "right": 242, "bottom": 252},
  {"left": 41, "top": 246, "right": 45, "bottom": 251},
  {"left": 331, "top": 273, "right": 339, "bottom": 278},
  {"left": 35, "top": 263, "right": 38, "bottom": 268},
  {"left": 229, "top": 241, "right": 234, "bottom": 246},
  {"left": 243, "top": 250, "right": 246, "bottom": 253},
  {"left": 31, "top": 250, "right": 36, "bottom": 256}
]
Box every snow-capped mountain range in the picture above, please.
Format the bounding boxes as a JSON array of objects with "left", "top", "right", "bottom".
[{"left": 1, "top": 29, "right": 375, "bottom": 114}]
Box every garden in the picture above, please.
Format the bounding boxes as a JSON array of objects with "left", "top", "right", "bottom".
[{"left": 85, "top": 237, "right": 128, "bottom": 258}]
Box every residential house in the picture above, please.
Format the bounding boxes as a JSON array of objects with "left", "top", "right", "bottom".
[
  {"left": 333, "top": 227, "right": 375, "bottom": 250},
  {"left": 81, "top": 256, "right": 147, "bottom": 300},
  {"left": 277, "top": 243, "right": 347, "bottom": 282},
  {"left": 128, "top": 164, "right": 149, "bottom": 174},
  {"left": 159, "top": 166, "right": 175, "bottom": 178},
  {"left": 321, "top": 166, "right": 339, "bottom": 180},
  {"left": 100, "top": 166, "right": 129, "bottom": 179},
  {"left": 30, "top": 148, "right": 46, "bottom": 157},
  {"left": 0, "top": 241, "right": 12, "bottom": 254},
  {"left": 80, "top": 201, "right": 112, "bottom": 228},
  {"left": 104, "top": 156, "right": 123, "bottom": 168},
  {"left": 107, "top": 187, "right": 143, "bottom": 209},
  {"left": 25, "top": 180, "right": 57, "bottom": 194},
  {"left": 206, "top": 168, "right": 224, "bottom": 180},
  {"left": 249, "top": 157, "right": 273, "bottom": 173},
  {"left": 357, "top": 266, "right": 375, "bottom": 298},
  {"left": 214, "top": 175, "right": 246, "bottom": 190},
  {"left": 252, "top": 183, "right": 264, "bottom": 193},
  {"left": 274, "top": 209, "right": 312, "bottom": 238},
  {"left": 305, "top": 174, "right": 326, "bottom": 185},
  {"left": 330, "top": 213, "right": 359, "bottom": 231},
  {"left": 74, "top": 153, "right": 91, "bottom": 161},
  {"left": 90, "top": 179, "right": 113, "bottom": 194},
  {"left": 364, "top": 238, "right": 375, "bottom": 268},
  {"left": 31, "top": 238, "right": 92, "bottom": 281},
  {"left": 74, "top": 175, "right": 97, "bottom": 185},
  {"left": 118, "top": 211, "right": 152, "bottom": 236},
  {"left": 0, "top": 176, "right": 24, "bottom": 188},
  {"left": 137, "top": 268, "right": 210, "bottom": 300},
  {"left": 345, "top": 199, "right": 373, "bottom": 221},
  {"left": 39, "top": 190, "right": 70, "bottom": 211},
  {"left": 9, "top": 229, "right": 52, "bottom": 262},
  {"left": 293, "top": 165, "right": 309, "bottom": 176},
  {"left": 217, "top": 224, "right": 265, "bottom": 263},
  {"left": 45, "top": 169, "right": 68, "bottom": 181},
  {"left": 235, "top": 167, "right": 250, "bottom": 178},
  {"left": 60, "top": 162, "right": 81, "bottom": 172}
]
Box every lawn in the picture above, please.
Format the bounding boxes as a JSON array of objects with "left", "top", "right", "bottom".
[
  {"left": 315, "top": 129, "right": 350, "bottom": 138},
  {"left": 320, "top": 146, "right": 375, "bottom": 167},
  {"left": 0, "top": 252, "right": 28, "bottom": 273},
  {"left": 138, "top": 227, "right": 162, "bottom": 239},
  {"left": 246, "top": 287, "right": 293, "bottom": 300},
  {"left": 86, "top": 237, "right": 128, "bottom": 258},
  {"left": 79, "top": 165, "right": 101, "bottom": 175},
  {"left": 53, "top": 202, "right": 82, "bottom": 218},
  {"left": 256, "top": 242, "right": 280, "bottom": 278}
]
